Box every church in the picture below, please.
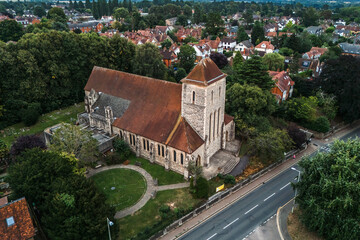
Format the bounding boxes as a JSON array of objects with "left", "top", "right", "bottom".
[{"left": 78, "top": 58, "right": 236, "bottom": 179}]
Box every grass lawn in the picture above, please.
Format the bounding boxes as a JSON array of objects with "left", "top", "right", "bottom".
[
  {"left": 91, "top": 169, "right": 147, "bottom": 211},
  {"left": 288, "top": 208, "right": 323, "bottom": 240},
  {"left": 128, "top": 155, "right": 185, "bottom": 186},
  {"left": 117, "top": 188, "right": 202, "bottom": 240},
  {"left": 0, "top": 103, "right": 84, "bottom": 146}
]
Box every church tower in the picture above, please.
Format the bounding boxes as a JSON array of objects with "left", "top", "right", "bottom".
[{"left": 181, "top": 58, "right": 227, "bottom": 166}]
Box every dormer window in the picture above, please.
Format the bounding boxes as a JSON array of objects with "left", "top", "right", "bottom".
[
  {"left": 6, "top": 217, "right": 15, "bottom": 227},
  {"left": 192, "top": 91, "right": 195, "bottom": 104}
]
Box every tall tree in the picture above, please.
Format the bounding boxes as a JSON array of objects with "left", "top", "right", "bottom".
[
  {"left": 47, "top": 7, "right": 67, "bottom": 23},
  {"left": 318, "top": 55, "right": 360, "bottom": 122},
  {"left": 85, "top": 0, "right": 91, "bottom": 9},
  {"left": 178, "top": 44, "right": 196, "bottom": 73},
  {"left": 10, "top": 135, "right": 46, "bottom": 157},
  {"left": 302, "top": 7, "right": 319, "bottom": 27},
  {"left": 236, "top": 26, "right": 249, "bottom": 43},
  {"left": 203, "top": 12, "right": 225, "bottom": 37},
  {"left": 262, "top": 52, "right": 285, "bottom": 71},
  {"left": 133, "top": 43, "right": 167, "bottom": 79},
  {"left": 294, "top": 139, "right": 360, "bottom": 240},
  {"left": 210, "top": 52, "right": 228, "bottom": 69},
  {"left": 251, "top": 21, "right": 265, "bottom": 45},
  {"left": 33, "top": 6, "right": 46, "bottom": 18},
  {"left": 0, "top": 20, "right": 24, "bottom": 42}
]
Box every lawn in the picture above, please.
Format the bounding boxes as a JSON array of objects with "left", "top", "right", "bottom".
[
  {"left": 0, "top": 103, "right": 84, "bottom": 146},
  {"left": 91, "top": 169, "right": 147, "bottom": 211},
  {"left": 128, "top": 155, "right": 186, "bottom": 186},
  {"left": 117, "top": 188, "right": 202, "bottom": 240}
]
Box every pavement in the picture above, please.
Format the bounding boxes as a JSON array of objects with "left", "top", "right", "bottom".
[
  {"left": 159, "top": 122, "right": 360, "bottom": 240},
  {"left": 87, "top": 164, "right": 189, "bottom": 219}
]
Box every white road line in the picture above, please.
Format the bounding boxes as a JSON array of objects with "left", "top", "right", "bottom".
[
  {"left": 244, "top": 204, "right": 258, "bottom": 215},
  {"left": 223, "top": 218, "right": 239, "bottom": 229},
  {"left": 280, "top": 182, "right": 291, "bottom": 190},
  {"left": 206, "top": 233, "right": 217, "bottom": 240},
  {"left": 263, "top": 193, "right": 275, "bottom": 201}
]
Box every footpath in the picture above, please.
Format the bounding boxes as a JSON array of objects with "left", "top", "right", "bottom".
[{"left": 160, "top": 122, "right": 360, "bottom": 240}]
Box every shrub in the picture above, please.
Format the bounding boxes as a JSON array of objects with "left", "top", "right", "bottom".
[
  {"left": 112, "top": 139, "right": 131, "bottom": 159},
  {"left": 195, "top": 177, "right": 209, "bottom": 199},
  {"left": 224, "top": 175, "right": 236, "bottom": 185},
  {"left": 21, "top": 103, "right": 41, "bottom": 126},
  {"left": 311, "top": 116, "right": 330, "bottom": 133},
  {"left": 103, "top": 153, "right": 125, "bottom": 165},
  {"left": 10, "top": 135, "right": 46, "bottom": 157}
]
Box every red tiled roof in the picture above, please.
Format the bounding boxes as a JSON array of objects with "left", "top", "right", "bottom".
[
  {"left": 0, "top": 197, "right": 8, "bottom": 206},
  {"left": 84, "top": 67, "right": 203, "bottom": 153},
  {"left": 269, "top": 71, "right": 294, "bottom": 92},
  {"left": 181, "top": 58, "right": 227, "bottom": 86},
  {"left": 0, "top": 198, "right": 36, "bottom": 240},
  {"left": 255, "top": 41, "right": 275, "bottom": 50},
  {"left": 224, "top": 114, "right": 234, "bottom": 125},
  {"left": 167, "top": 117, "right": 204, "bottom": 153}
]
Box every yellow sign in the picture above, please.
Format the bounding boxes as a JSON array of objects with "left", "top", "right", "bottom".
[{"left": 216, "top": 184, "right": 225, "bottom": 192}]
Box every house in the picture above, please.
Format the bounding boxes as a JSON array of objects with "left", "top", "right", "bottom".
[
  {"left": 302, "top": 47, "right": 328, "bottom": 59},
  {"left": 339, "top": 43, "right": 360, "bottom": 56},
  {"left": 221, "top": 37, "right": 236, "bottom": 51},
  {"left": 68, "top": 21, "right": 103, "bottom": 33},
  {"left": 160, "top": 49, "right": 177, "bottom": 67},
  {"left": 334, "top": 29, "right": 351, "bottom": 38},
  {"left": 354, "top": 35, "right": 360, "bottom": 44},
  {"left": 192, "top": 43, "right": 211, "bottom": 61},
  {"left": 78, "top": 58, "right": 236, "bottom": 179},
  {"left": 0, "top": 197, "right": 36, "bottom": 240},
  {"left": 305, "top": 26, "right": 323, "bottom": 36},
  {"left": 298, "top": 58, "right": 323, "bottom": 78},
  {"left": 165, "top": 17, "right": 177, "bottom": 26},
  {"left": 227, "top": 26, "right": 238, "bottom": 37},
  {"left": 264, "top": 23, "right": 277, "bottom": 33},
  {"left": 234, "top": 40, "right": 253, "bottom": 52},
  {"left": 199, "top": 37, "right": 223, "bottom": 53},
  {"left": 255, "top": 41, "right": 274, "bottom": 53},
  {"left": 269, "top": 71, "right": 294, "bottom": 103}
]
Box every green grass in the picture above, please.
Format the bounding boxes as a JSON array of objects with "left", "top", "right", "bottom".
[
  {"left": 91, "top": 169, "right": 147, "bottom": 211},
  {"left": 117, "top": 188, "right": 202, "bottom": 240},
  {"left": 238, "top": 141, "right": 250, "bottom": 157},
  {"left": 0, "top": 103, "right": 84, "bottom": 146},
  {"left": 208, "top": 177, "right": 226, "bottom": 195},
  {"left": 128, "top": 155, "right": 185, "bottom": 186}
]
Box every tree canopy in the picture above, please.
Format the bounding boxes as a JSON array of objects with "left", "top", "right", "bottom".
[
  {"left": 262, "top": 53, "right": 285, "bottom": 71},
  {"left": 294, "top": 139, "right": 360, "bottom": 240},
  {"left": 0, "top": 20, "right": 24, "bottom": 42},
  {"left": 178, "top": 44, "right": 196, "bottom": 73}
]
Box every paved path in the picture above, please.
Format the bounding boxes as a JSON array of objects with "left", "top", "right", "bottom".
[{"left": 87, "top": 164, "right": 189, "bottom": 219}]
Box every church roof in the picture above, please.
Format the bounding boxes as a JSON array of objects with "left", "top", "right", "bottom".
[
  {"left": 181, "top": 58, "right": 227, "bottom": 87},
  {"left": 84, "top": 67, "right": 204, "bottom": 153}
]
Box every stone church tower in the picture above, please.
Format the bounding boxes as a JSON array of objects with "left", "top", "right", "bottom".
[{"left": 181, "top": 58, "right": 227, "bottom": 166}]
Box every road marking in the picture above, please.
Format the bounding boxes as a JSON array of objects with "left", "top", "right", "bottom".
[
  {"left": 206, "top": 233, "right": 217, "bottom": 240},
  {"left": 264, "top": 193, "right": 275, "bottom": 201},
  {"left": 280, "top": 182, "right": 291, "bottom": 190},
  {"left": 245, "top": 204, "right": 258, "bottom": 215},
  {"left": 223, "top": 218, "right": 239, "bottom": 229}
]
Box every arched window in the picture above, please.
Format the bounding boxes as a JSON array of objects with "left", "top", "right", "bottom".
[
  {"left": 211, "top": 90, "right": 214, "bottom": 103},
  {"left": 161, "top": 146, "right": 165, "bottom": 157},
  {"left": 147, "top": 140, "right": 149, "bottom": 151},
  {"left": 158, "top": 145, "right": 161, "bottom": 156},
  {"left": 133, "top": 135, "right": 135, "bottom": 146},
  {"left": 143, "top": 139, "right": 146, "bottom": 150},
  {"left": 173, "top": 150, "right": 176, "bottom": 162},
  {"left": 192, "top": 91, "right": 195, "bottom": 104},
  {"left": 209, "top": 113, "right": 212, "bottom": 143},
  {"left": 217, "top": 108, "right": 220, "bottom": 135},
  {"left": 130, "top": 134, "right": 133, "bottom": 145},
  {"left": 181, "top": 154, "right": 184, "bottom": 165},
  {"left": 213, "top": 110, "right": 216, "bottom": 140},
  {"left": 219, "top": 87, "right": 221, "bottom": 97}
]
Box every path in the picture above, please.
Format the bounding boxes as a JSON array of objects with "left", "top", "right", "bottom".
[{"left": 86, "top": 164, "right": 189, "bottom": 219}]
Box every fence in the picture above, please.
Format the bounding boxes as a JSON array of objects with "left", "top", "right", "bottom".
[{"left": 149, "top": 147, "right": 305, "bottom": 239}]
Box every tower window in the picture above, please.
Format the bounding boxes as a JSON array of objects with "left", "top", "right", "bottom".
[
  {"left": 181, "top": 154, "right": 184, "bottom": 165},
  {"left": 192, "top": 91, "right": 195, "bottom": 104}
]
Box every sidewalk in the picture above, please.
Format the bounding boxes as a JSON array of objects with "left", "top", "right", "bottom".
[
  {"left": 277, "top": 199, "right": 294, "bottom": 240},
  {"left": 159, "top": 123, "right": 360, "bottom": 240}
]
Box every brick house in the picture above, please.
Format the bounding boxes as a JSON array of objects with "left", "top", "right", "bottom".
[
  {"left": 68, "top": 21, "right": 103, "bottom": 33},
  {"left": 255, "top": 41, "right": 274, "bottom": 53},
  {"left": 269, "top": 71, "right": 294, "bottom": 103},
  {"left": 303, "top": 47, "right": 328, "bottom": 59}
]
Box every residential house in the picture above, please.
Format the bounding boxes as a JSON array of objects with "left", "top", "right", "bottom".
[
  {"left": 199, "top": 37, "right": 223, "bottom": 54},
  {"left": 166, "top": 17, "right": 177, "bottom": 26},
  {"left": 339, "top": 43, "right": 360, "bottom": 56},
  {"left": 305, "top": 26, "right": 323, "bottom": 36},
  {"left": 0, "top": 197, "right": 36, "bottom": 240},
  {"left": 68, "top": 21, "right": 103, "bottom": 33},
  {"left": 221, "top": 37, "right": 236, "bottom": 51},
  {"left": 78, "top": 58, "right": 236, "bottom": 179},
  {"left": 269, "top": 71, "right": 294, "bottom": 103},
  {"left": 227, "top": 26, "right": 238, "bottom": 37},
  {"left": 302, "top": 47, "right": 328, "bottom": 59},
  {"left": 234, "top": 40, "right": 253, "bottom": 52},
  {"left": 255, "top": 41, "right": 274, "bottom": 54},
  {"left": 298, "top": 58, "right": 323, "bottom": 78},
  {"left": 192, "top": 43, "right": 211, "bottom": 61},
  {"left": 264, "top": 23, "right": 277, "bottom": 33},
  {"left": 160, "top": 49, "right": 177, "bottom": 67},
  {"left": 334, "top": 29, "right": 351, "bottom": 38}
]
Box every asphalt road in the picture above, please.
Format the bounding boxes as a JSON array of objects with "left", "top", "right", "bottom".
[{"left": 179, "top": 127, "right": 360, "bottom": 240}]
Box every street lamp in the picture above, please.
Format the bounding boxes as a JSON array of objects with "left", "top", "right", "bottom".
[
  {"left": 291, "top": 167, "right": 302, "bottom": 213},
  {"left": 107, "top": 218, "right": 114, "bottom": 240}
]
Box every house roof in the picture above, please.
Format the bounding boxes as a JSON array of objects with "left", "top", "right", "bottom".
[
  {"left": 221, "top": 37, "right": 236, "bottom": 44},
  {"left": 255, "top": 41, "right": 274, "bottom": 50},
  {"left": 339, "top": 43, "right": 360, "bottom": 55},
  {"left": 240, "top": 40, "right": 253, "bottom": 48},
  {"left": 269, "top": 71, "right": 294, "bottom": 92},
  {"left": 224, "top": 114, "right": 234, "bottom": 125},
  {"left": 181, "top": 58, "right": 227, "bottom": 87},
  {"left": 84, "top": 67, "right": 203, "bottom": 153},
  {"left": 0, "top": 197, "right": 36, "bottom": 240},
  {"left": 304, "top": 47, "right": 328, "bottom": 59}
]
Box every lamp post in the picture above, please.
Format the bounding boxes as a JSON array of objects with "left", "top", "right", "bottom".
[
  {"left": 107, "top": 218, "right": 114, "bottom": 240},
  {"left": 291, "top": 167, "right": 301, "bottom": 213}
]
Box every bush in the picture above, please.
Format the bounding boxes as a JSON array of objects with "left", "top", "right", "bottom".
[
  {"left": 195, "top": 177, "right": 209, "bottom": 199},
  {"left": 21, "top": 103, "right": 41, "bottom": 126},
  {"left": 103, "top": 153, "right": 125, "bottom": 165},
  {"left": 311, "top": 116, "right": 330, "bottom": 133},
  {"left": 10, "top": 135, "right": 46, "bottom": 157},
  {"left": 112, "top": 139, "right": 131, "bottom": 159},
  {"left": 224, "top": 175, "right": 236, "bottom": 185},
  {"left": 224, "top": 51, "right": 233, "bottom": 58}
]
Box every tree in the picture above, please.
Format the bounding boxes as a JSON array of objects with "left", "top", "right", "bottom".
[
  {"left": 188, "top": 161, "right": 202, "bottom": 187},
  {"left": 248, "top": 129, "right": 293, "bottom": 164},
  {"left": 47, "top": 7, "right": 67, "bottom": 24},
  {"left": 235, "top": 56, "right": 275, "bottom": 90},
  {"left": 175, "top": 68, "right": 187, "bottom": 82},
  {"left": 316, "top": 90, "right": 337, "bottom": 121},
  {"left": 318, "top": 56, "right": 360, "bottom": 122},
  {"left": 302, "top": 7, "right": 319, "bottom": 27},
  {"left": 262, "top": 53, "right": 285, "bottom": 71},
  {"left": 178, "top": 44, "right": 196, "bottom": 73},
  {"left": 203, "top": 12, "right": 225, "bottom": 37},
  {"left": 33, "top": 6, "right": 46, "bottom": 18},
  {"left": 113, "top": 7, "right": 128, "bottom": 21},
  {"left": 194, "top": 177, "right": 209, "bottom": 199},
  {"left": 287, "top": 125, "right": 306, "bottom": 149},
  {"left": 210, "top": 52, "right": 228, "bottom": 69},
  {"left": 21, "top": 102, "right": 41, "bottom": 126},
  {"left": 311, "top": 116, "right": 330, "bottom": 133},
  {"left": 0, "top": 139, "right": 9, "bottom": 166},
  {"left": 112, "top": 138, "right": 131, "bottom": 159},
  {"left": 183, "top": 5, "right": 192, "bottom": 18},
  {"left": 0, "top": 20, "right": 24, "bottom": 42},
  {"left": 236, "top": 26, "right": 249, "bottom": 43},
  {"left": 10, "top": 135, "right": 46, "bottom": 157},
  {"left": 294, "top": 139, "right": 360, "bottom": 240},
  {"left": 49, "top": 123, "right": 99, "bottom": 163},
  {"left": 176, "top": 14, "right": 188, "bottom": 26},
  {"left": 161, "top": 39, "right": 172, "bottom": 49},
  {"left": 133, "top": 43, "right": 166, "bottom": 79},
  {"left": 85, "top": 0, "right": 91, "bottom": 9},
  {"left": 251, "top": 21, "right": 265, "bottom": 45},
  {"left": 285, "top": 96, "right": 318, "bottom": 123},
  {"left": 279, "top": 47, "right": 294, "bottom": 57}
]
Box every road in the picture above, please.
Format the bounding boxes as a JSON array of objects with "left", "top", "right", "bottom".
[{"left": 179, "top": 127, "right": 360, "bottom": 240}]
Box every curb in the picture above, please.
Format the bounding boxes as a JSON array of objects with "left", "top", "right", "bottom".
[{"left": 276, "top": 198, "right": 294, "bottom": 240}]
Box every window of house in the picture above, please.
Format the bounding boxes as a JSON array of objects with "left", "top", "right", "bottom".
[
  {"left": 173, "top": 150, "right": 176, "bottom": 162},
  {"left": 120, "top": 131, "right": 123, "bottom": 139},
  {"left": 181, "top": 154, "right": 184, "bottom": 165},
  {"left": 192, "top": 91, "right": 195, "bottom": 104},
  {"left": 158, "top": 145, "right": 161, "bottom": 156},
  {"left": 162, "top": 146, "right": 165, "bottom": 157},
  {"left": 6, "top": 217, "right": 15, "bottom": 227}
]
